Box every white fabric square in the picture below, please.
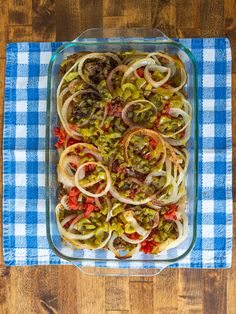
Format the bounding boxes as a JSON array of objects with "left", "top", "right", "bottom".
[
  {"left": 38, "top": 76, "right": 47, "bottom": 89},
  {"left": 37, "top": 224, "right": 46, "bottom": 236},
  {"left": 226, "top": 224, "right": 232, "bottom": 237},
  {"left": 226, "top": 173, "right": 232, "bottom": 189},
  {"left": 37, "top": 249, "right": 50, "bottom": 263},
  {"left": 226, "top": 123, "right": 232, "bottom": 139},
  {"left": 202, "top": 250, "right": 215, "bottom": 263},
  {"left": 16, "top": 77, "right": 28, "bottom": 89},
  {"left": 226, "top": 47, "right": 231, "bottom": 61},
  {"left": 15, "top": 224, "right": 26, "bottom": 236},
  {"left": 17, "top": 52, "right": 28, "bottom": 64},
  {"left": 226, "top": 73, "right": 231, "bottom": 87},
  {"left": 203, "top": 99, "right": 215, "bottom": 111},
  {"left": 203, "top": 74, "right": 215, "bottom": 87},
  {"left": 15, "top": 173, "right": 26, "bottom": 186},
  {"left": 15, "top": 199, "right": 26, "bottom": 212},
  {"left": 202, "top": 224, "right": 214, "bottom": 238},
  {"left": 38, "top": 126, "right": 45, "bottom": 138},
  {"left": 202, "top": 174, "right": 215, "bottom": 188},
  {"left": 38, "top": 174, "right": 45, "bottom": 186},
  {"left": 37, "top": 151, "right": 45, "bottom": 162},
  {"left": 15, "top": 125, "right": 27, "bottom": 138},
  {"left": 202, "top": 200, "right": 214, "bottom": 213},
  {"left": 203, "top": 49, "right": 215, "bottom": 62},
  {"left": 202, "top": 124, "right": 214, "bottom": 137},
  {"left": 16, "top": 100, "right": 27, "bottom": 112},
  {"left": 37, "top": 199, "right": 45, "bottom": 212},
  {"left": 15, "top": 248, "right": 27, "bottom": 260},
  {"left": 38, "top": 100, "right": 46, "bottom": 112},
  {"left": 202, "top": 150, "right": 215, "bottom": 162},
  {"left": 15, "top": 150, "right": 26, "bottom": 162},
  {"left": 40, "top": 51, "right": 52, "bottom": 64}
]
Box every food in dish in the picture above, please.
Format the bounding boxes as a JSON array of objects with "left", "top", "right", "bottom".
[{"left": 54, "top": 50, "right": 191, "bottom": 258}]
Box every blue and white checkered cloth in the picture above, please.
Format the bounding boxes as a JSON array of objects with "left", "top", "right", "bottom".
[{"left": 3, "top": 38, "right": 233, "bottom": 268}]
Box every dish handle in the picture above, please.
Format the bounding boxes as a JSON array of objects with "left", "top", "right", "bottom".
[
  {"left": 72, "top": 28, "right": 172, "bottom": 42},
  {"left": 71, "top": 262, "right": 170, "bottom": 277}
]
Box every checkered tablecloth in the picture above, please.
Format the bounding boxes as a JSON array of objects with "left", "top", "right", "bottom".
[{"left": 3, "top": 38, "right": 232, "bottom": 268}]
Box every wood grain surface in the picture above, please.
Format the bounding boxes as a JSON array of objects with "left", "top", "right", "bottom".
[{"left": 0, "top": 0, "right": 235, "bottom": 313}]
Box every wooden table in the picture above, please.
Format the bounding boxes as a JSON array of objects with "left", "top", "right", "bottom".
[{"left": 0, "top": 1, "right": 235, "bottom": 313}]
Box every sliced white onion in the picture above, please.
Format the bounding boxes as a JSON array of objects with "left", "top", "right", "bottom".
[
  {"left": 155, "top": 175, "right": 178, "bottom": 205},
  {"left": 57, "top": 57, "right": 82, "bottom": 98},
  {"left": 60, "top": 89, "right": 99, "bottom": 138},
  {"left": 122, "top": 99, "right": 157, "bottom": 128},
  {"left": 165, "top": 125, "right": 191, "bottom": 146},
  {"left": 62, "top": 155, "right": 80, "bottom": 177},
  {"left": 110, "top": 185, "right": 153, "bottom": 205},
  {"left": 57, "top": 164, "right": 75, "bottom": 188},
  {"left": 75, "top": 162, "right": 111, "bottom": 197},
  {"left": 159, "top": 108, "right": 191, "bottom": 140},
  {"left": 82, "top": 148, "right": 103, "bottom": 162},
  {"left": 120, "top": 230, "right": 151, "bottom": 244},
  {"left": 105, "top": 52, "right": 122, "bottom": 65},
  {"left": 123, "top": 128, "right": 166, "bottom": 173},
  {"left": 144, "top": 65, "right": 171, "bottom": 88},
  {"left": 121, "top": 58, "right": 155, "bottom": 85},
  {"left": 108, "top": 232, "right": 141, "bottom": 259},
  {"left": 147, "top": 52, "right": 176, "bottom": 77},
  {"left": 56, "top": 206, "right": 95, "bottom": 240},
  {"left": 123, "top": 211, "right": 147, "bottom": 236},
  {"left": 60, "top": 195, "right": 70, "bottom": 210},
  {"left": 77, "top": 53, "right": 107, "bottom": 85},
  {"left": 106, "top": 65, "right": 128, "bottom": 93},
  {"left": 165, "top": 66, "right": 187, "bottom": 93},
  {"left": 61, "top": 214, "right": 77, "bottom": 227},
  {"left": 158, "top": 214, "right": 188, "bottom": 251},
  {"left": 145, "top": 170, "right": 166, "bottom": 186},
  {"left": 59, "top": 142, "right": 101, "bottom": 178}
]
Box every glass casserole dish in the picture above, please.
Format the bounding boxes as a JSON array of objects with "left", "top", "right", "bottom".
[{"left": 46, "top": 28, "right": 198, "bottom": 276}]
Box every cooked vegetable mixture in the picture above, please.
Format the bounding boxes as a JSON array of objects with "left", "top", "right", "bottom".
[{"left": 55, "top": 50, "right": 191, "bottom": 258}]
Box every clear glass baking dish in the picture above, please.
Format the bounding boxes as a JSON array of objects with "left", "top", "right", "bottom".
[{"left": 46, "top": 28, "right": 198, "bottom": 276}]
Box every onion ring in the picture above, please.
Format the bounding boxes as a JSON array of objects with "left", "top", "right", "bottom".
[{"left": 75, "top": 162, "right": 111, "bottom": 197}]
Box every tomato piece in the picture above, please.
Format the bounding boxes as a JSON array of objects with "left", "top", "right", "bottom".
[
  {"left": 69, "top": 163, "right": 77, "bottom": 170},
  {"left": 180, "top": 130, "right": 185, "bottom": 139},
  {"left": 84, "top": 204, "right": 98, "bottom": 218},
  {"left": 69, "top": 124, "right": 77, "bottom": 131},
  {"left": 85, "top": 164, "right": 96, "bottom": 172},
  {"left": 54, "top": 127, "right": 67, "bottom": 148},
  {"left": 69, "top": 187, "right": 80, "bottom": 197},
  {"left": 164, "top": 204, "right": 177, "bottom": 221},
  {"left": 68, "top": 199, "right": 79, "bottom": 210},
  {"left": 67, "top": 187, "right": 81, "bottom": 210},
  {"left": 67, "top": 137, "right": 79, "bottom": 147},
  {"left": 140, "top": 240, "right": 157, "bottom": 254},
  {"left": 85, "top": 197, "right": 95, "bottom": 204},
  {"left": 154, "top": 116, "right": 160, "bottom": 128},
  {"left": 168, "top": 204, "right": 177, "bottom": 211},
  {"left": 143, "top": 152, "right": 151, "bottom": 160},
  {"left": 137, "top": 68, "right": 144, "bottom": 78},
  {"left": 149, "top": 138, "right": 158, "bottom": 149},
  {"left": 85, "top": 153, "right": 93, "bottom": 158},
  {"left": 129, "top": 188, "right": 138, "bottom": 199},
  {"left": 64, "top": 218, "right": 74, "bottom": 229},
  {"left": 164, "top": 101, "right": 171, "bottom": 117},
  {"left": 129, "top": 232, "right": 140, "bottom": 240},
  {"left": 107, "top": 101, "right": 122, "bottom": 117},
  {"left": 54, "top": 127, "right": 61, "bottom": 137}
]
